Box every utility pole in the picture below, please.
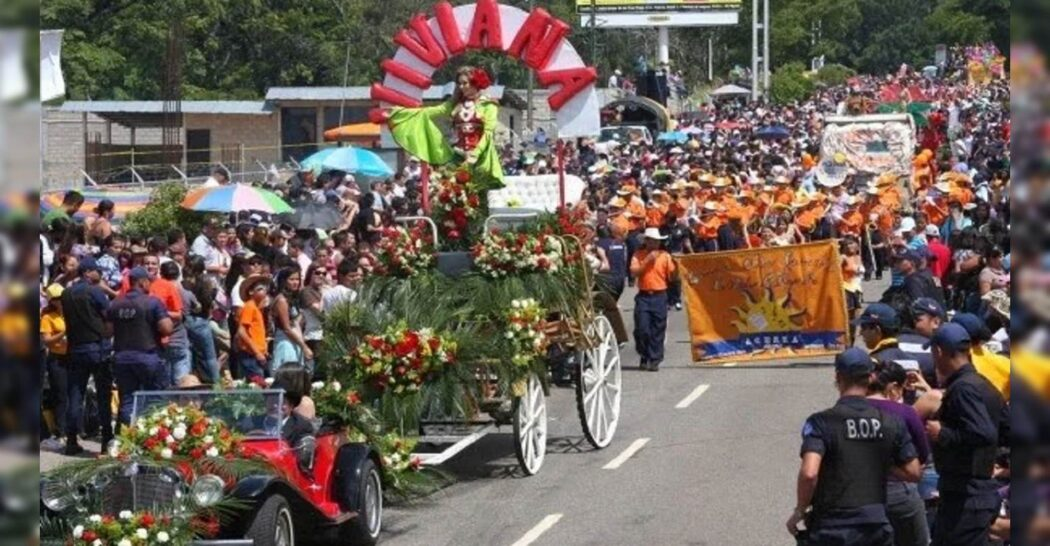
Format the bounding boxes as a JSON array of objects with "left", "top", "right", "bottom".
[
  {"left": 762, "top": 0, "right": 770, "bottom": 100},
  {"left": 526, "top": 0, "right": 534, "bottom": 130},
  {"left": 590, "top": 0, "right": 597, "bottom": 62},
  {"left": 751, "top": 0, "right": 758, "bottom": 101}
]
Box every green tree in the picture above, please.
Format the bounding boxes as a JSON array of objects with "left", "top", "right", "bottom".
[
  {"left": 769, "top": 61, "right": 813, "bottom": 105},
  {"left": 122, "top": 182, "right": 214, "bottom": 240}
]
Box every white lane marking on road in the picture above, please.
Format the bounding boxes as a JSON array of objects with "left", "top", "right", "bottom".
[
  {"left": 722, "top": 361, "right": 739, "bottom": 367},
  {"left": 674, "top": 384, "right": 710, "bottom": 409},
  {"left": 603, "top": 437, "right": 650, "bottom": 470},
  {"left": 510, "top": 514, "right": 563, "bottom": 546}
]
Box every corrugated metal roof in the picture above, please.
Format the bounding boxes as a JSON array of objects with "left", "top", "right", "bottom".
[
  {"left": 266, "top": 85, "right": 506, "bottom": 102},
  {"left": 60, "top": 100, "right": 273, "bottom": 115}
]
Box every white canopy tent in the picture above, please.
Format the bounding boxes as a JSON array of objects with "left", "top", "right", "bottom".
[{"left": 709, "top": 84, "right": 752, "bottom": 98}]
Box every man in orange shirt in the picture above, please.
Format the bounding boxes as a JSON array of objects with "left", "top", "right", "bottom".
[
  {"left": 630, "top": 228, "right": 676, "bottom": 371},
  {"left": 236, "top": 275, "right": 272, "bottom": 380}
]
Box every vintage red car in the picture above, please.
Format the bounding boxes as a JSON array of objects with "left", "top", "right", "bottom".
[{"left": 41, "top": 389, "right": 384, "bottom": 546}]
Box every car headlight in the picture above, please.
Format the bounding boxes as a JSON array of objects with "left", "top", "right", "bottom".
[
  {"left": 191, "top": 475, "right": 225, "bottom": 507},
  {"left": 40, "top": 479, "right": 76, "bottom": 513}
]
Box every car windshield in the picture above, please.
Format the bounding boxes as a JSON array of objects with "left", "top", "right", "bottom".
[{"left": 131, "top": 389, "right": 286, "bottom": 440}]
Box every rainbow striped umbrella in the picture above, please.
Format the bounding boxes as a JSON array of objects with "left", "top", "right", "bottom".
[
  {"left": 181, "top": 184, "right": 293, "bottom": 214},
  {"left": 40, "top": 188, "right": 152, "bottom": 223}
]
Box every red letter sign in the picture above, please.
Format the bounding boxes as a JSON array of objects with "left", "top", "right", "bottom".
[
  {"left": 538, "top": 67, "right": 597, "bottom": 110},
  {"left": 467, "top": 0, "right": 503, "bottom": 51},
  {"left": 434, "top": 1, "right": 466, "bottom": 56},
  {"left": 507, "top": 8, "right": 570, "bottom": 71},
  {"left": 381, "top": 59, "right": 432, "bottom": 89},
  {"left": 370, "top": 83, "right": 423, "bottom": 108},
  {"left": 393, "top": 14, "right": 447, "bottom": 68}
]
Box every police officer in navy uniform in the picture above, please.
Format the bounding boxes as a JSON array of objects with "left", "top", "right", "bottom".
[
  {"left": 924, "top": 323, "right": 1005, "bottom": 546},
  {"left": 107, "top": 266, "right": 174, "bottom": 428},
  {"left": 898, "top": 297, "right": 944, "bottom": 388},
  {"left": 854, "top": 303, "right": 909, "bottom": 367},
  {"left": 787, "top": 348, "right": 921, "bottom": 545}
]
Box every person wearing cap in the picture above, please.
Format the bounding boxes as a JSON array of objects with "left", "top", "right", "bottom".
[
  {"left": 924, "top": 224, "right": 951, "bottom": 283},
  {"left": 950, "top": 313, "right": 1009, "bottom": 401},
  {"left": 107, "top": 266, "right": 174, "bottom": 428},
  {"left": 787, "top": 348, "right": 920, "bottom": 544},
  {"left": 855, "top": 303, "right": 909, "bottom": 368},
  {"left": 897, "top": 297, "right": 944, "bottom": 388},
  {"left": 924, "top": 323, "right": 1005, "bottom": 546},
  {"left": 629, "top": 228, "right": 676, "bottom": 371},
  {"left": 60, "top": 255, "right": 114, "bottom": 456},
  {"left": 886, "top": 248, "right": 944, "bottom": 307},
  {"left": 236, "top": 274, "right": 273, "bottom": 381},
  {"left": 40, "top": 283, "right": 69, "bottom": 450}
]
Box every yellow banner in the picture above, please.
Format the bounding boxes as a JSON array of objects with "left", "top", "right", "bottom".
[
  {"left": 678, "top": 241, "right": 849, "bottom": 364},
  {"left": 576, "top": 0, "right": 742, "bottom": 12}
]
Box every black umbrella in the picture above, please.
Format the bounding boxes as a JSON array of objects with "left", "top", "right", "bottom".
[{"left": 279, "top": 201, "right": 345, "bottom": 231}]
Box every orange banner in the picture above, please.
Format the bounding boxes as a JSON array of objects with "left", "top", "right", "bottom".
[{"left": 678, "top": 241, "right": 849, "bottom": 364}]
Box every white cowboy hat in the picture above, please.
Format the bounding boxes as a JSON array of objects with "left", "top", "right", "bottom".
[
  {"left": 703, "top": 201, "right": 721, "bottom": 212},
  {"left": 643, "top": 227, "right": 668, "bottom": 240},
  {"left": 934, "top": 182, "right": 952, "bottom": 193},
  {"left": 817, "top": 177, "right": 846, "bottom": 188}
]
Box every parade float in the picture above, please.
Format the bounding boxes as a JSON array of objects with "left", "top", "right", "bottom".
[{"left": 326, "top": 0, "right": 620, "bottom": 477}]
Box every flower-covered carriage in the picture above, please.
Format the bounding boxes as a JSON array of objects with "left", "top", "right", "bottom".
[{"left": 323, "top": 167, "right": 625, "bottom": 477}]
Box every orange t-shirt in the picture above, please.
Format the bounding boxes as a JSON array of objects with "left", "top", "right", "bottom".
[
  {"left": 838, "top": 209, "right": 864, "bottom": 237},
  {"left": 626, "top": 199, "right": 646, "bottom": 231},
  {"left": 631, "top": 249, "right": 676, "bottom": 292},
  {"left": 238, "top": 299, "right": 268, "bottom": 356},
  {"left": 923, "top": 198, "right": 948, "bottom": 227},
  {"left": 149, "top": 278, "right": 183, "bottom": 345},
  {"left": 646, "top": 207, "right": 665, "bottom": 228},
  {"left": 610, "top": 214, "right": 631, "bottom": 238}
]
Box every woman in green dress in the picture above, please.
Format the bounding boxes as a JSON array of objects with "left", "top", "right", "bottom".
[{"left": 376, "top": 66, "right": 504, "bottom": 191}]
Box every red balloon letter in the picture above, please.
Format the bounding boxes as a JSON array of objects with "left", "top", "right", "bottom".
[
  {"left": 434, "top": 1, "right": 465, "bottom": 56},
  {"left": 507, "top": 8, "right": 570, "bottom": 71},
  {"left": 467, "top": 0, "right": 503, "bottom": 51},
  {"left": 381, "top": 59, "right": 432, "bottom": 89},
  {"left": 370, "top": 83, "right": 423, "bottom": 108},
  {"left": 393, "top": 14, "right": 447, "bottom": 68},
  {"left": 537, "top": 67, "right": 597, "bottom": 111}
]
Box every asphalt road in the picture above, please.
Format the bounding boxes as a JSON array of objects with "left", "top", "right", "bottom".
[
  {"left": 379, "top": 278, "right": 887, "bottom": 546},
  {"left": 41, "top": 279, "right": 890, "bottom": 546}
]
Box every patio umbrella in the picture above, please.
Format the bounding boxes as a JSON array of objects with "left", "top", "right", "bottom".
[
  {"left": 40, "top": 188, "right": 152, "bottom": 224},
  {"left": 181, "top": 184, "right": 294, "bottom": 214},
  {"left": 278, "top": 201, "right": 345, "bottom": 231},
  {"left": 301, "top": 146, "right": 394, "bottom": 178},
  {"left": 656, "top": 131, "right": 687, "bottom": 144},
  {"left": 681, "top": 126, "right": 704, "bottom": 135},
  {"left": 755, "top": 125, "right": 791, "bottom": 140}
]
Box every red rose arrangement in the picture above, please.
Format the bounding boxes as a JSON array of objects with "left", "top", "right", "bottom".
[
  {"left": 472, "top": 231, "right": 565, "bottom": 278},
  {"left": 110, "top": 404, "right": 244, "bottom": 467},
  {"left": 70, "top": 510, "right": 190, "bottom": 545},
  {"left": 469, "top": 68, "right": 492, "bottom": 90},
  {"left": 432, "top": 170, "right": 482, "bottom": 244},
  {"left": 345, "top": 323, "right": 457, "bottom": 396},
  {"left": 374, "top": 224, "right": 435, "bottom": 277}
]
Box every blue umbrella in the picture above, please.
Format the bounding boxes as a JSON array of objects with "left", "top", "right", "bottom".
[
  {"left": 656, "top": 131, "right": 687, "bottom": 144},
  {"left": 755, "top": 125, "right": 791, "bottom": 140},
  {"left": 301, "top": 146, "right": 394, "bottom": 178}
]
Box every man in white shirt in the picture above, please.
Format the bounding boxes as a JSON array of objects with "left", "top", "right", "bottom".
[
  {"left": 402, "top": 158, "right": 422, "bottom": 181},
  {"left": 190, "top": 219, "right": 227, "bottom": 280},
  {"left": 323, "top": 259, "right": 361, "bottom": 312}
]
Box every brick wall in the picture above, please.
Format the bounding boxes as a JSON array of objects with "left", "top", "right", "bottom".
[
  {"left": 183, "top": 113, "right": 280, "bottom": 176},
  {"left": 42, "top": 108, "right": 163, "bottom": 189}
]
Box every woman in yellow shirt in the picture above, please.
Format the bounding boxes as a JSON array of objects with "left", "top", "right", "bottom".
[{"left": 40, "top": 284, "right": 69, "bottom": 447}]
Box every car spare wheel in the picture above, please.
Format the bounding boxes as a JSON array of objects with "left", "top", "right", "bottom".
[{"left": 247, "top": 494, "right": 295, "bottom": 546}]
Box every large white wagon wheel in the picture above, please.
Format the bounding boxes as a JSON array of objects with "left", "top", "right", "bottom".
[
  {"left": 512, "top": 373, "right": 547, "bottom": 475},
  {"left": 575, "top": 315, "right": 622, "bottom": 449}
]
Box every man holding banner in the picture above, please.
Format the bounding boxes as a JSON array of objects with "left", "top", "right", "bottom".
[{"left": 630, "top": 228, "right": 676, "bottom": 371}]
